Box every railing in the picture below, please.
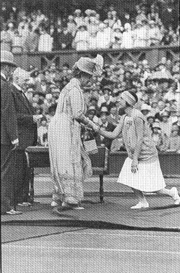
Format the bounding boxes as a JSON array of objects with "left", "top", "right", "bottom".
[{"left": 14, "top": 46, "right": 179, "bottom": 71}]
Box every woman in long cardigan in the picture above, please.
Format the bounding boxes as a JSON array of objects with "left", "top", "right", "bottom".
[{"left": 48, "top": 55, "right": 103, "bottom": 209}]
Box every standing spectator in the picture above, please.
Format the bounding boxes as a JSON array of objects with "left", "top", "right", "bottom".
[
  {"left": 89, "top": 32, "right": 97, "bottom": 50},
  {"left": 18, "top": 16, "right": 29, "bottom": 37},
  {"left": 58, "top": 24, "right": 73, "bottom": 50},
  {"left": 74, "top": 24, "right": 89, "bottom": 51},
  {"left": 49, "top": 23, "right": 58, "bottom": 51},
  {"left": 87, "top": 16, "right": 99, "bottom": 35},
  {"left": 73, "top": 9, "right": 84, "bottom": 28},
  {"left": 12, "top": 29, "right": 23, "bottom": 53},
  {"left": 173, "top": 111, "right": 180, "bottom": 136},
  {"left": 36, "top": 9, "right": 46, "bottom": 26},
  {"left": 148, "top": 20, "right": 161, "bottom": 46},
  {"left": 23, "top": 26, "right": 39, "bottom": 52},
  {"left": 7, "top": 22, "right": 15, "bottom": 41},
  {"left": 133, "top": 21, "right": 146, "bottom": 48},
  {"left": 107, "top": 104, "right": 120, "bottom": 126},
  {"left": 11, "top": 67, "right": 41, "bottom": 206},
  {"left": 38, "top": 27, "right": 53, "bottom": 52},
  {"left": 1, "top": 23, "right": 12, "bottom": 51},
  {"left": 96, "top": 23, "right": 111, "bottom": 49},
  {"left": 1, "top": 51, "right": 20, "bottom": 215},
  {"left": 67, "top": 15, "right": 77, "bottom": 37},
  {"left": 147, "top": 4, "right": 160, "bottom": 25},
  {"left": 111, "top": 26, "right": 123, "bottom": 49},
  {"left": 121, "top": 23, "right": 133, "bottom": 49},
  {"left": 161, "top": 3, "right": 178, "bottom": 30}
]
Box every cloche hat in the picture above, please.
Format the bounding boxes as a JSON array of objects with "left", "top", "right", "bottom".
[{"left": 74, "top": 55, "right": 104, "bottom": 76}]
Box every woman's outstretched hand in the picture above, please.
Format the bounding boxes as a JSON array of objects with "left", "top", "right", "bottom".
[
  {"left": 92, "top": 124, "right": 100, "bottom": 133},
  {"left": 131, "top": 159, "right": 138, "bottom": 173}
]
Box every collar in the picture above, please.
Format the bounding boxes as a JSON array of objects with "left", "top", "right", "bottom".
[
  {"left": 1, "top": 72, "right": 6, "bottom": 80},
  {"left": 13, "top": 82, "right": 23, "bottom": 91}
]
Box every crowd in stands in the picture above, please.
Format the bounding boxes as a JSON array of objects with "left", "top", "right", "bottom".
[
  {"left": 1, "top": 1, "right": 179, "bottom": 53},
  {"left": 10, "top": 55, "right": 180, "bottom": 152}
]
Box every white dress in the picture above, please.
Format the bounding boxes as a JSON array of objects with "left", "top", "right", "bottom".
[{"left": 117, "top": 109, "right": 166, "bottom": 192}]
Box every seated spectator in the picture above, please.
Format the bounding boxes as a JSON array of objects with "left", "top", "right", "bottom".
[
  {"left": 111, "top": 26, "right": 123, "bottom": 49},
  {"left": 58, "top": 24, "right": 73, "bottom": 50},
  {"left": 95, "top": 106, "right": 115, "bottom": 149},
  {"left": 155, "top": 100, "right": 166, "bottom": 121},
  {"left": 107, "top": 104, "right": 120, "bottom": 126},
  {"left": 96, "top": 23, "right": 111, "bottom": 49},
  {"left": 146, "top": 113, "right": 155, "bottom": 131},
  {"left": 159, "top": 111, "right": 172, "bottom": 138},
  {"left": 173, "top": 111, "right": 180, "bottom": 136},
  {"left": 97, "top": 86, "right": 114, "bottom": 109},
  {"left": 74, "top": 24, "right": 89, "bottom": 51},
  {"left": 38, "top": 26, "right": 52, "bottom": 52},
  {"left": 141, "top": 103, "right": 151, "bottom": 118},
  {"left": 151, "top": 122, "right": 169, "bottom": 152},
  {"left": 121, "top": 23, "right": 133, "bottom": 49},
  {"left": 37, "top": 116, "right": 48, "bottom": 146},
  {"left": 86, "top": 105, "right": 99, "bottom": 124},
  {"left": 167, "top": 125, "right": 180, "bottom": 152},
  {"left": 23, "top": 25, "right": 39, "bottom": 52},
  {"left": 1, "top": 23, "right": 12, "bottom": 51}
]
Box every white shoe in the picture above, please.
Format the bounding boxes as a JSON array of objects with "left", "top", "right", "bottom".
[
  {"left": 170, "top": 187, "right": 180, "bottom": 205},
  {"left": 73, "top": 206, "right": 84, "bottom": 210},
  {"left": 131, "top": 202, "right": 149, "bottom": 209},
  {"left": 51, "top": 201, "right": 59, "bottom": 207}
]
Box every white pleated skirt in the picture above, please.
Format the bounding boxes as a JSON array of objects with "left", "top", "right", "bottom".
[{"left": 117, "top": 157, "right": 166, "bottom": 192}]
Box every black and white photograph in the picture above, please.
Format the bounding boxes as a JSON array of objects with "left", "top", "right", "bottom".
[{"left": 1, "top": 0, "right": 180, "bottom": 272}]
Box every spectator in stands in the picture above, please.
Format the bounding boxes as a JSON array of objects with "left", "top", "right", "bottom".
[
  {"left": 135, "top": 5, "right": 147, "bottom": 23},
  {"left": 96, "top": 23, "right": 111, "bottom": 49},
  {"left": 1, "top": 23, "right": 12, "bottom": 51},
  {"left": 151, "top": 122, "right": 169, "bottom": 152},
  {"left": 23, "top": 25, "right": 39, "bottom": 52},
  {"left": 107, "top": 104, "right": 120, "bottom": 126},
  {"left": 67, "top": 15, "right": 77, "bottom": 37},
  {"left": 121, "top": 23, "right": 133, "bottom": 49},
  {"left": 37, "top": 116, "right": 48, "bottom": 146},
  {"left": 58, "top": 24, "right": 73, "bottom": 50},
  {"left": 87, "top": 16, "right": 99, "bottom": 35},
  {"left": 74, "top": 24, "right": 90, "bottom": 51},
  {"left": 167, "top": 125, "right": 180, "bottom": 152},
  {"left": 38, "top": 26, "right": 52, "bottom": 52},
  {"left": 148, "top": 20, "right": 161, "bottom": 46},
  {"left": 133, "top": 21, "right": 147, "bottom": 48},
  {"left": 11, "top": 29, "right": 22, "bottom": 53},
  {"left": 7, "top": 22, "right": 15, "bottom": 41},
  {"left": 111, "top": 26, "right": 123, "bottom": 49},
  {"left": 146, "top": 113, "right": 155, "bottom": 131},
  {"left": 96, "top": 106, "right": 115, "bottom": 149},
  {"left": 73, "top": 9, "right": 84, "bottom": 28},
  {"left": 161, "top": 3, "right": 178, "bottom": 31},
  {"left": 147, "top": 4, "right": 160, "bottom": 24},
  {"left": 18, "top": 15, "right": 29, "bottom": 38},
  {"left": 173, "top": 111, "right": 180, "bottom": 136},
  {"left": 49, "top": 23, "right": 58, "bottom": 51},
  {"left": 159, "top": 111, "right": 172, "bottom": 138},
  {"left": 89, "top": 32, "right": 98, "bottom": 50},
  {"left": 141, "top": 103, "right": 151, "bottom": 118},
  {"left": 36, "top": 9, "right": 46, "bottom": 26}
]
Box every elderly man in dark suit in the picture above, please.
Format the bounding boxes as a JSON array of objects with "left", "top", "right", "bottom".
[
  {"left": 1, "top": 50, "right": 22, "bottom": 215},
  {"left": 11, "top": 67, "right": 43, "bottom": 206}
]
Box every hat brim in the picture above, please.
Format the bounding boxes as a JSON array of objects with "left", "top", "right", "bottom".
[{"left": 1, "top": 60, "right": 17, "bottom": 67}]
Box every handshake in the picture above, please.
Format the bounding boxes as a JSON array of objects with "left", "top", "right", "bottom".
[{"left": 33, "top": 114, "right": 43, "bottom": 123}]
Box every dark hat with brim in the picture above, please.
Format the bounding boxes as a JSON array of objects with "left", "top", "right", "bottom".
[{"left": 1, "top": 50, "right": 17, "bottom": 67}]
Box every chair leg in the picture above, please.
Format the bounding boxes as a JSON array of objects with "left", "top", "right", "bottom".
[{"left": 99, "top": 174, "right": 104, "bottom": 203}]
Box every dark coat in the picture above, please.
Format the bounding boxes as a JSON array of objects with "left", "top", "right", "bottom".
[
  {"left": 58, "top": 31, "right": 73, "bottom": 49},
  {"left": 1, "top": 75, "right": 18, "bottom": 145},
  {"left": 11, "top": 85, "right": 37, "bottom": 150}
]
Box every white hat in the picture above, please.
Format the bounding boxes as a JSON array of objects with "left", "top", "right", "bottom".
[
  {"left": 85, "top": 9, "right": 91, "bottom": 15},
  {"left": 1, "top": 50, "right": 17, "bottom": 67},
  {"left": 74, "top": 9, "right": 81, "bottom": 14},
  {"left": 141, "top": 104, "right": 151, "bottom": 111},
  {"left": 74, "top": 54, "right": 104, "bottom": 76},
  {"left": 124, "top": 23, "right": 131, "bottom": 30}
]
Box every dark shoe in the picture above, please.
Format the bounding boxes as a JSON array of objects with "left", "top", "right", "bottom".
[{"left": 6, "top": 209, "right": 22, "bottom": 215}]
